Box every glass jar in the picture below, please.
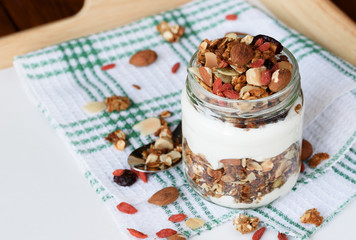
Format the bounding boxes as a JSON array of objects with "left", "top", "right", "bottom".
[{"left": 181, "top": 47, "right": 303, "bottom": 209}]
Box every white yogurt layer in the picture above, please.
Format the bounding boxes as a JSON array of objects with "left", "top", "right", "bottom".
[
  {"left": 209, "top": 172, "right": 299, "bottom": 208},
  {"left": 181, "top": 89, "right": 304, "bottom": 170}
]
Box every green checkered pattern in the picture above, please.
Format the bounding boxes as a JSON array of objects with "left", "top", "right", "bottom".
[{"left": 14, "top": 0, "right": 356, "bottom": 239}]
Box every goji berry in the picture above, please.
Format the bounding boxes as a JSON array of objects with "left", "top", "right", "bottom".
[
  {"left": 218, "top": 60, "right": 228, "bottom": 68},
  {"left": 101, "top": 63, "right": 116, "bottom": 70},
  {"left": 225, "top": 14, "right": 238, "bottom": 20},
  {"left": 131, "top": 168, "right": 148, "bottom": 183},
  {"left": 117, "top": 202, "right": 138, "bottom": 214},
  {"left": 127, "top": 228, "right": 148, "bottom": 239},
  {"left": 217, "top": 83, "right": 233, "bottom": 93},
  {"left": 223, "top": 90, "right": 239, "bottom": 99},
  {"left": 156, "top": 228, "right": 177, "bottom": 238},
  {"left": 261, "top": 69, "right": 271, "bottom": 85},
  {"left": 254, "top": 38, "right": 263, "bottom": 47},
  {"left": 213, "top": 78, "right": 223, "bottom": 94},
  {"left": 168, "top": 213, "right": 187, "bottom": 222},
  {"left": 112, "top": 169, "right": 124, "bottom": 176},
  {"left": 250, "top": 59, "right": 265, "bottom": 68},
  {"left": 258, "top": 42, "right": 270, "bottom": 52},
  {"left": 301, "top": 162, "right": 305, "bottom": 173},
  {"left": 172, "top": 62, "right": 180, "bottom": 74},
  {"left": 277, "top": 232, "right": 288, "bottom": 240},
  {"left": 252, "top": 227, "right": 266, "bottom": 240}
]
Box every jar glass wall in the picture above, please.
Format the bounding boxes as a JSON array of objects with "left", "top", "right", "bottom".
[{"left": 181, "top": 47, "right": 304, "bottom": 209}]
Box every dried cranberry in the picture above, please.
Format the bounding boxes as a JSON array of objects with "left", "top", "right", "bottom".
[
  {"left": 252, "top": 34, "right": 283, "bottom": 54},
  {"left": 113, "top": 170, "right": 137, "bottom": 186},
  {"left": 264, "top": 59, "right": 274, "bottom": 70}
]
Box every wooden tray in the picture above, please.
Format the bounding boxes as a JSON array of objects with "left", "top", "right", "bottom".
[{"left": 0, "top": 0, "right": 355, "bottom": 69}]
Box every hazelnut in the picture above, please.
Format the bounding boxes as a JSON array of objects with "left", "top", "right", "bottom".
[
  {"left": 246, "top": 67, "right": 266, "bottom": 86},
  {"left": 230, "top": 43, "right": 254, "bottom": 67},
  {"left": 269, "top": 69, "right": 292, "bottom": 92},
  {"left": 278, "top": 61, "right": 293, "bottom": 73}
]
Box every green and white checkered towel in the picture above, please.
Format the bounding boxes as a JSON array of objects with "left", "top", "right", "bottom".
[{"left": 13, "top": 0, "right": 356, "bottom": 239}]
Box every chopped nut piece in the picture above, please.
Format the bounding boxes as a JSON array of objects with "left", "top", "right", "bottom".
[
  {"left": 105, "top": 96, "right": 130, "bottom": 112},
  {"left": 295, "top": 104, "right": 302, "bottom": 114},
  {"left": 105, "top": 130, "right": 127, "bottom": 151},
  {"left": 159, "top": 110, "right": 172, "bottom": 119},
  {"left": 154, "top": 137, "right": 174, "bottom": 150},
  {"left": 157, "top": 21, "right": 184, "bottom": 42},
  {"left": 301, "top": 139, "right": 313, "bottom": 161},
  {"left": 233, "top": 214, "right": 259, "bottom": 234},
  {"left": 132, "top": 84, "right": 141, "bottom": 90},
  {"left": 300, "top": 208, "right": 323, "bottom": 226},
  {"left": 309, "top": 153, "right": 329, "bottom": 168}
]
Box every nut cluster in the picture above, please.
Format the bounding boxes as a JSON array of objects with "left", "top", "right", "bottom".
[
  {"left": 189, "top": 33, "right": 293, "bottom": 100},
  {"left": 105, "top": 96, "right": 131, "bottom": 112},
  {"left": 105, "top": 129, "right": 127, "bottom": 150},
  {"left": 300, "top": 208, "right": 323, "bottom": 226},
  {"left": 233, "top": 214, "right": 259, "bottom": 234},
  {"left": 157, "top": 21, "right": 185, "bottom": 43}
]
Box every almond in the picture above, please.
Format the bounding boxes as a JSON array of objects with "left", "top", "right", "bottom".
[
  {"left": 205, "top": 52, "right": 218, "bottom": 68},
  {"left": 269, "top": 69, "right": 292, "bottom": 92},
  {"left": 185, "top": 217, "right": 205, "bottom": 229},
  {"left": 133, "top": 117, "right": 161, "bottom": 136},
  {"left": 199, "top": 67, "right": 213, "bottom": 87},
  {"left": 148, "top": 187, "right": 179, "bottom": 206},
  {"left": 83, "top": 101, "right": 106, "bottom": 114},
  {"left": 168, "top": 234, "right": 187, "bottom": 240},
  {"left": 129, "top": 49, "right": 157, "bottom": 66},
  {"left": 301, "top": 139, "right": 313, "bottom": 161},
  {"left": 230, "top": 43, "right": 254, "bottom": 67}
]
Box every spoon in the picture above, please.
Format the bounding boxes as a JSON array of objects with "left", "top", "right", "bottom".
[{"left": 128, "top": 121, "right": 182, "bottom": 173}]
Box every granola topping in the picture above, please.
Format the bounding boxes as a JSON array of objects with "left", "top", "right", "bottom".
[
  {"left": 105, "top": 130, "right": 127, "bottom": 151},
  {"left": 157, "top": 21, "right": 184, "bottom": 43},
  {"left": 190, "top": 34, "right": 292, "bottom": 100},
  {"left": 105, "top": 96, "right": 130, "bottom": 112},
  {"left": 233, "top": 214, "right": 259, "bottom": 234},
  {"left": 300, "top": 208, "right": 323, "bottom": 226}
]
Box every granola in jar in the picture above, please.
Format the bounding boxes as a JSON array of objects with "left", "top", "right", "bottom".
[{"left": 181, "top": 33, "right": 304, "bottom": 208}]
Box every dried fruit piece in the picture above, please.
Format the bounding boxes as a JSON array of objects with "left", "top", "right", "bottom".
[
  {"left": 83, "top": 101, "right": 106, "bottom": 114},
  {"left": 159, "top": 110, "right": 172, "bottom": 119},
  {"left": 127, "top": 228, "right": 148, "bottom": 239},
  {"left": 254, "top": 38, "right": 263, "bottom": 47},
  {"left": 257, "top": 42, "right": 270, "bottom": 52},
  {"left": 225, "top": 14, "right": 238, "bottom": 20},
  {"left": 295, "top": 104, "right": 302, "bottom": 114},
  {"left": 223, "top": 89, "right": 239, "bottom": 99},
  {"left": 169, "top": 213, "right": 187, "bottom": 222},
  {"left": 131, "top": 168, "right": 148, "bottom": 183},
  {"left": 148, "top": 187, "right": 179, "bottom": 206},
  {"left": 199, "top": 67, "right": 213, "bottom": 87},
  {"left": 301, "top": 139, "right": 313, "bottom": 161},
  {"left": 230, "top": 43, "right": 254, "bottom": 67},
  {"left": 113, "top": 170, "right": 137, "bottom": 186},
  {"left": 252, "top": 34, "right": 283, "bottom": 54},
  {"left": 133, "top": 117, "right": 161, "bottom": 136},
  {"left": 129, "top": 49, "right": 157, "bottom": 66},
  {"left": 185, "top": 217, "right": 205, "bottom": 229},
  {"left": 217, "top": 83, "right": 233, "bottom": 93},
  {"left": 252, "top": 227, "right": 266, "bottom": 240},
  {"left": 156, "top": 228, "right": 177, "bottom": 238},
  {"left": 261, "top": 69, "right": 271, "bottom": 85},
  {"left": 233, "top": 214, "right": 259, "bottom": 234},
  {"left": 277, "top": 232, "right": 288, "bottom": 240},
  {"left": 250, "top": 59, "right": 265, "bottom": 68},
  {"left": 101, "top": 63, "right": 116, "bottom": 70},
  {"left": 300, "top": 208, "right": 323, "bottom": 226},
  {"left": 213, "top": 78, "right": 223, "bottom": 94},
  {"left": 168, "top": 234, "right": 187, "bottom": 240},
  {"left": 300, "top": 162, "right": 305, "bottom": 173},
  {"left": 269, "top": 69, "right": 292, "bottom": 92},
  {"left": 172, "top": 62, "right": 180, "bottom": 73},
  {"left": 309, "top": 153, "right": 329, "bottom": 168},
  {"left": 105, "top": 96, "right": 130, "bottom": 112},
  {"left": 116, "top": 202, "right": 138, "bottom": 214},
  {"left": 132, "top": 84, "right": 141, "bottom": 90},
  {"left": 112, "top": 169, "right": 125, "bottom": 176}
]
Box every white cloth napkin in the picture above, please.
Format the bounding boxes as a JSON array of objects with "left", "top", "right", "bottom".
[{"left": 13, "top": 0, "right": 356, "bottom": 239}]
